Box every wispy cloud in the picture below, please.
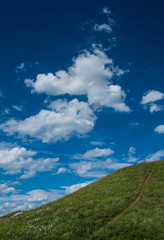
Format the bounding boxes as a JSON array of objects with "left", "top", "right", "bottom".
[
  {"left": 12, "top": 105, "right": 23, "bottom": 112},
  {"left": 93, "top": 23, "right": 112, "bottom": 33},
  {"left": 127, "top": 146, "right": 139, "bottom": 162},
  {"left": 15, "top": 61, "right": 40, "bottom": 73},
  {"left": 128, "top": 122, "right": 139, "bottom": 127},
  {"left": 145, "top": 150, "right": 164, "bottom": 162},
  {"left": 93, "top": 7, "right": 114, "bottom": 34}
]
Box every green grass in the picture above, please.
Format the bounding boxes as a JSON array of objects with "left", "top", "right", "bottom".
[{"left": 0, "top": 160, "right": 163, "bottom": 240}]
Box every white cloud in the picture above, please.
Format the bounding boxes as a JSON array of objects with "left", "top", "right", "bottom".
[
  {"left": 150, "top": 104, "right": 163, "bottom": 113},
  {"left": 128, "top": 122, "right": 139, "bottom": 127},
  {"left": 73, "top": 147, "right": 114, "bottom": 160},
  {"left": 154, "top": 125, "right": 164, "bottom": 134},
  {"left": 127, "top": 156, "right": 139, "bottom": 162},
  {"left": 25, "top": 48, "right": 130, "bottom": 112},
  {"left": 0, "top": 99, "right": 96, "bottom": 143},
  {"left": 27, "top": 190, "right": 48, "bottom": 202},
  {"left": 93, "top": 23, "right": 112, "bottom": 33},
  {"left": 0, "top": 146, "right": 59, "bottom": 178},
  {"left": 107, "top": 162, "right": 131, "bottom": 170},
  {"left": 145, "top": 150, "right": 164, "bottom": 162},
  {"left": 127, "top": 146, "right": 139, "bottom": 162},
  {"left": 69, "top": 158, "right": 131, "bottom": 178},
  {"left": 12, "top": 105, "right": 23, "bottom": 112},
  {"left": 82, "top": 147, "right": 114, "bottom": 160},
  {"left": 70, "top": 147, "right": 130, "bottom": 178},
  {"left": 63, "top": 181, "right": 92, "bottom": 194},
  {"left": 90, "top": 141, "right": 104, "bottom": 146},
  {"left": 128, "top": 146, "right": 136, "bottom": 154},
  {"left": 0, "top": 188, "right": 64, "bottom": 216},
  {"left": 57, "top": 167, "right": 69, "bottom": 174},
  {"left": 0, "top": 183, "right": 15, "bottom": 194},
  {"left": 141, "top": 90, "right": 164, "bottom": 105},
  {"left": 82, "top": 8, "right": 114, "bottom": 34},
  {"left": 15, "top": 61, "right": 40, "bottom": 73},
  {"left": 102, "top": 7, "right": 111, "bottom": 15},
  {"left": 16, "top": 63, "right": 25, "bottom": 71}
]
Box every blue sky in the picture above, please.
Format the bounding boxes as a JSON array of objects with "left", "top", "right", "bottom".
[{"left": 0, "top": 0, "right": 164, "bottom": 215}]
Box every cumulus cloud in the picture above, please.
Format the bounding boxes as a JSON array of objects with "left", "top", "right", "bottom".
[
  {"left": 57, "top": 167, "right": 69, "bottom": 174},
  {"left": 141, "top": 90, "right": 164, "bottom": 113},
  {"left": 63, "top": 181, "right": 92, "bottom": 194},
  {"left": 73, "top": 147, "right": 114, "bottom": 160},
  {"left": 0, "top": 188, "right": 64, "bottom": 216},
  {"left": 154, "top": 125, "right": 164, "bottom": 134},
  {"left": 0, "top": 99, "right": 96, "bottom": 143},
  {"left": 27, "top": 190, "right": 48, "bottom": 202},
  {"left": 69, "top": 158, "right": 131, "bottom": 178},
  {"left": 25, "top": 49, "right": 130, "bottom": 112},
  {"left": 145, "top": 150, "right": 164, "bottom": 162},
  {"left": 0, "top": 183, "right": 15, "bottom": 195},
  {"left": 82, "top": 147, "right": 114, "bottom": 159},
  {"left": 150, "top": 104, "right": 164, "bottom": 113},
  {"left": 0, "top": 146, "right": 59, "bottom": 178},
  {"left": 70, "top": 147, "right": 130, "bottom": 178},
  {"left": 141, "top": 90, "right": 164, "bottom": 104}
]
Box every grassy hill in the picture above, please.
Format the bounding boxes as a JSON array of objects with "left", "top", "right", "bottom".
[{"left": 0, "top": 160, "right": 163, "bottom": 240}]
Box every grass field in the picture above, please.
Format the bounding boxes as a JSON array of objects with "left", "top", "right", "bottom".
[{"left": 0, "top": 160, "right": 163, "bottom": 240}]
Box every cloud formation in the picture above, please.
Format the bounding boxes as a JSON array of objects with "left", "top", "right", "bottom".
[
  {"left": 93, "top": 23, "right": 112, "bottom": 33},
  {"left": 0, "top": 99, "right": 96, "bottom": 143},
  {"left": 64, "top": 181, "right": 92, "bottom": 194},
  {"left": 0, "top": 188, "right": 64, "bottom": 216},
  {"left": 149, "top": 104, "right": 164, "bottom": 113},
  {"left": 0, "top": 146, "right": 59, "bottom": 178},
  {"left": 25, "top": 49, "right": 130, "bottom": 112},
  {"left": 69, "top": 158, "right": 131, "bottom": 178},
  {"left": 141, "top": 90, "right": 164, "bottom": 113},
  {"left": 145, "top": 150, "right": 164, "bottom": 162},
  {"left": 82, "top": 147, "right": 114, "bottom": 160},
  {"left": 0, "top": 182, "right": 15, "bottom": 195},
  {"left": 127, "top": 146, "right": 139, "bottom": 162},
  {"left": 154, "top": 125, "right": 164, "bottom": 134},
  {"left": 57, "top": 167, "right": 69, "bottom": 174},
  {"left": 93, "top": 7, "right": 114, "bottom": 34}
]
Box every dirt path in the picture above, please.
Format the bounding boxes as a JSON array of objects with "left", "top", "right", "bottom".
[
  {"left": 108, "top": 170, "right": 152, "bottom": 225},
  {"left": 90, "top": 170, "right": 152, "bottom": 238}
]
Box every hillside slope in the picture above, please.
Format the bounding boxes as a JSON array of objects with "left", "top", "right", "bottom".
[{"left": 0, "top": 160, "right": 163, "bottom": 240}]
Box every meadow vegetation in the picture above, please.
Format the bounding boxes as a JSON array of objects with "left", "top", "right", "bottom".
[{"left": 0, "top": 160, "right": 163, "bottom": 240}]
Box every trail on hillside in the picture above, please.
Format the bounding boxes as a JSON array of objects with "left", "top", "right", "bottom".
[{"left": 90, "top": 170, "right": 152, "bottom": 238}]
